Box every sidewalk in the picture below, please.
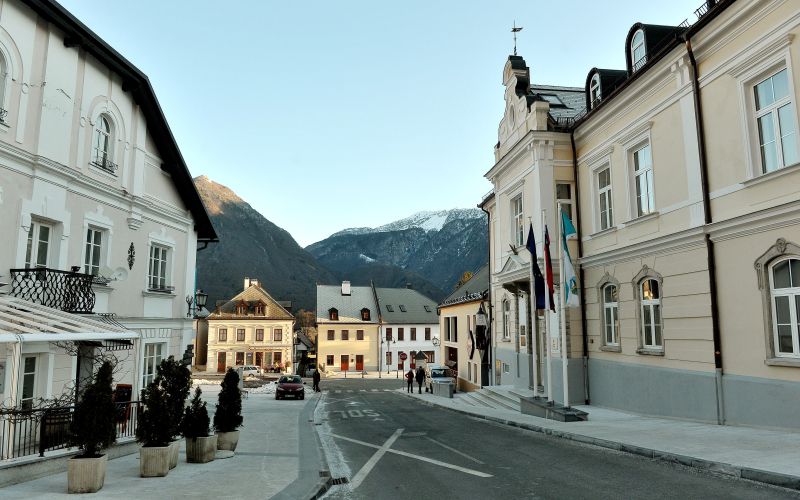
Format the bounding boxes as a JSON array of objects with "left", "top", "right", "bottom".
[
  {"left": 1, "top": 384, "right": 325, "bottom": 499},
  {"left": 401, "top": 389, "right": 800, "bottom": 491}
]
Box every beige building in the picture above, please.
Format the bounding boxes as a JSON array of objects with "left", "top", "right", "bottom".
[
  {"left": 316, "top": 282, "right": 380, "bottom": 373},
  {"left": 206, "top": 278, "right": 294, "bottom": 373}
]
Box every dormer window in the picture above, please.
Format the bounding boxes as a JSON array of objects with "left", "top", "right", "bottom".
[
  {"left": 590, "top": 73, "right": 601, "bottom": 109},
  {"left": 399, "top": 305, "right": 407, "bottom": 312},
  {"left": 329, "top": 308, "right": 339, "bottom": 321},
  {"left": 386, "top": 305, "right": 394, "bottom": 312},
  {"left": 360, "top": 308, "right": 371, "bottom": 321},
  {"left": 236, "top": 302, "right": 248, "bottom": 315},
  {"left": 631, "top": 29, "right": 646, "bottom": 71},
  {"left": 254, "top": 302, "right": 265, "bottom": 316}
]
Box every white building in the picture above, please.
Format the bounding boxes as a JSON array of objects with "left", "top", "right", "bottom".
[{"left": 374, "top": 286, "right": 440, "bottom": 373}]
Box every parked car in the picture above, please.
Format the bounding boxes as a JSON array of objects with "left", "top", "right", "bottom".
[
  {"left": 425, "top": 364, "right": 456, "bottom": 393},
  {"left": 235, "top": 365, "right": 261, "bottom": 377},
  {"left": 276, "top": 375, "right": 305, "bottom": 400}
]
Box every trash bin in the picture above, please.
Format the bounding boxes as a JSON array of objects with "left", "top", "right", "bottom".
[{"left": 432, "top": 380, "right": 454, "bottom": 398}]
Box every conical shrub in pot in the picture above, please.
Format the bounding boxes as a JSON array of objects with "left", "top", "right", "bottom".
[
  {"left": 181, "top": 387, "right": 216, "bottom": 463},
  {"left": 136, "top": 379, "right": 172, "bottom": 477},
  {"left": 213, "top": 368, "right": 242, "bottom": 451},
  {"left": 155, "top": 356, "right": 191, "bottom": 468}
]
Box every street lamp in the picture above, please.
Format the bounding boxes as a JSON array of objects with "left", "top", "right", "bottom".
[
  {"left": 475, "top": 302, "right": 489, "bottom": 387},
  {"left": 186, "top": 289, "right": 208, "bottom": 318},
  {"left": 380, "top": 334, "right": 396, "bottom": 378}
]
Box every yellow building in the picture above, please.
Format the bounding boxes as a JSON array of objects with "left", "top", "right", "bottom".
[{"left": 316, "top": 282, "right": 380, "bottom": 373}]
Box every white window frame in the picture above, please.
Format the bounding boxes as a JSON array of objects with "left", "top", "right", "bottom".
[
  {"left": 589, "top": 73, "right": 601, "bottom": 109},
  {"left": 632, "top": 143, "right": 654, "bottom": 217},
  {"left": 502, "top": 299, "right": 511, "bottom": 340},
  {"left": 639, "top": 279, "right": 663, "bottom": 350},
  {"left": 631, "top": 29, "right": 646, "bottom": 71},
  {"left": 0, "top": 51, "right": 7, "bottom": 121},
  {"left": 596, "top": 167, "right": 613, "bottom": 231},
  {"left": 84, "top": 227, "right": 103, "bottom": 276},
  {"left": 556, "top": 183, "right": 574, "bottom": 223},
  {"left": 511, "top": 194, "right": 524, "bottom": 247},
  {"left": 19, "top": 355, "right": 37, "bottom": 410},
  {"left": 769, "top": 257, "right": 800, "bottom": 358},
  {"left": 25, "top": 220, "right": 53, "bottom": 269},
  {"left": 602, "top": 284, "right": 619, "bottom": 347},
  {"left": 148, "top": 244, "right": 170, "bottom": 291},
  {"left": 91, "top": 115, "right": 113, "bottom": 168},
  {"left": 141, "top": 342, "right": 166, "bottom": 388}
]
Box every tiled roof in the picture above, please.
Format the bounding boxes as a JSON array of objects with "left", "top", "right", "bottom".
[
  {"left": 374, "top": 287, "right": 438, "bottom": 325},
  {"left": 439, "top": 264, "right": 489, "bottom": 308},
  {"left": 531, "top": 84, "right": 586, "bottom": 121},
  {"left": 208, "top": 285, "right": 293, "bottom": 320},
  {"left": 316, "top": 285, "right": 378, "bottom": 323}
]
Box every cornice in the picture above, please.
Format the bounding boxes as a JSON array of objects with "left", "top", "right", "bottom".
[{"left": 580, "top": 226, "right": 706, "bottom": 268}]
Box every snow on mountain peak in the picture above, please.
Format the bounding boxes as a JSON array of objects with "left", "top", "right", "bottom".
[{"left": 328, "top": 209, "right": 483, "bottom": 238}]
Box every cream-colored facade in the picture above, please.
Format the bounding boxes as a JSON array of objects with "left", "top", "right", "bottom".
[
  {"left": 316, "top": 283, "right": 379, "bottom": 373},
  {"left": 206, "top": 279, "right": 294, "bottom": 373}
]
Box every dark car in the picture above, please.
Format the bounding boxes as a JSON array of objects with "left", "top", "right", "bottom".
[{"left": 276, "top": 375, "right": 305, "bottom": 400}]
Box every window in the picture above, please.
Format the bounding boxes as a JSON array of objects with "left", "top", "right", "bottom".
[
  {"left": 274, "top": 328, "right": 283, "bottom": 342},
  {"left": 256, "top": 329, "right": 264, "bottom": 341},
  {"left": 468, "top": 362, "right": 472, "bottom": 381},
  {"left": 235, "top": 352, "right": 244, "bottom": 365},
  {"left": 398, "top": 328, "right": 404, "bottom": 341},
  {"left": 633, "top": 144, "right": 654, "bottom": 217},
  {"left": 511, "top": 195, "right": 524, "bottom": 247},
  {"left": 326, "top": 355, "right": 334, "bottom": 367},
  {"left": 329, "top": 308, "right": 338, "bottom": 321},
  {"left": 25, "top": 221, "right": 52, "bottom": 269},
  {"left": 502, "top": 299, "right": 511, "bottom": 340},
  {"left": 556, "top": 183, "right": 573, "bottom": 221},
  {"left": 386, "top": 328, "right": 392, "bottom": 340},
  {"left": 410, "top": 328, "right": 417, "bottom": 341},
  {"left": 356, "top": 330, "right": 364, "bottom": 340},
  {"left": 91, "top": 115, "right": 114, "bottom": 171},
  {"left": 424, "top": 305, "right": 432, "bottom": 312},
  {"left": 142, "top": 343, "right": 165, "bottom": 387},
  {"left": 603, "top": 284, "right": 619, "bottom": 347},
  {"left": 0, "top": 53, "right": 7, "bottom": 120},
  {"left": 399, "top": 305, "right": 407, "bottom": 312},
  {"left": 502, "top": 362, "right": 510, "bottom": 374},
  {"left": 20, "top": 356, "right": 36, "bottom": 411},
  {"left": 597, "top": 168, "right": 613, "bottom": 230},
  {"left": 539, "top": 94, "right": 564, "bottom": 107},
  {"left": 274, "top": 352, "right": 282, "bottom": 364},
  {"left": 236, "top": 302, "right": 247, "bottom": 315},
  {"left": 425, "top": 351, "right": 435, "bottom": 363},
  {"left": 754, "top": 69, "right": 798, "bottom": 173},
  {"left": 640, "top": 279, "right": 662, "bottom": 349},
  {"left": 424, "top": 327, "right": 431, "bottom": 340},
  {"left": 254, "top": 303, "right": 265, "bottom": 315},
  {"left": 327, "top": 330, "right": 334, "bottom": 341},
  {"left": 84, "top": 228, "right": 103, "bottom": 276},
  {"left": 386, "top": 305, "right": 394, "bottom": 312},
  {"left": 148, "top": 244, "right": 170, "bottom": 291},
  {"left": 589, "top": 73, "right": 601, "bottom": 108},
  {"left": 631, "top": 29, "right": 646, "bottom": 71},
  {"left": 341, "top": 330, "right": 349, "bottom": 341},
  {"left": 361, "top": 308, "right": 371, "bottom": 321},
  {"left": 770, "top": 258, "right": 800, "bottom": 357},
  {"left": 218, "top": 328, "right": 228, "bottom": 342},
  {"left": 236, "top": 329, "right": 245, "bottom": 342},
  {"left": 386, "top": 352, "right": 392, "bottom": 366}
]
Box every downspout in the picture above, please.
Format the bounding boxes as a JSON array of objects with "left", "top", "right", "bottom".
[
  {"left": 480, "top": 204, "right": 493, "bottom": 386},
  {"left": 686, "top": 37, "right": 725, "bottom": 425},
  {"left": 570, "top": 131, "right": 591, "bottom": 405}
]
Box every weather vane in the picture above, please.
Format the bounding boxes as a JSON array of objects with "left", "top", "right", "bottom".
[{"left": 512, "top": 21, "right": 523, "bottom": 56}]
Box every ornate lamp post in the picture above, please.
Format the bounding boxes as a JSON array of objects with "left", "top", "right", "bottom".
[
  {"left": 475, "top": 302, "right": 489, "bottom": 387},
  {"left": 186, "top": 289, "right": 209, "bottom": 318}
]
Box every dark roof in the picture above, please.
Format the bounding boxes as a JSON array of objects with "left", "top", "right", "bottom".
[
  {"left": 373, "top": 287, "right": 438, "bottom": 325},
  {"left": 22, "top": 0, "right": 217, "bottom": 241},
  {"left": 530, "top": 85, "right": 586, "bottom": 123},
  {"left": 439, "top": 264, "right": 489, "bottom": 308},
  {"left": 624, "top": 23, "right": 687, "bottom": 74},
  {"left": 584, "top": 69, "right": 628, "bottom": 110},
  {"left": 208, "top": 285, "right": 294, "bottom": 320}
]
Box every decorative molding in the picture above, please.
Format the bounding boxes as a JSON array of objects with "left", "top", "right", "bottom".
[{"left": 580, "top": 227, "right": 705, "bottom": 268}]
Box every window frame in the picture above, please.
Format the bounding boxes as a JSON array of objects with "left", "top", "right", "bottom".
[
  {"left": 147, "top": 243, "right": 171, "bottom": 292},
  {"left": 255, "top": 328, "right": 264, "bottom": 342},
  {"left": 341, "top": 329, "right": 349, "bottom": 341},
  {"left": 218, "top": 328, "right": 228, "bottom": 342},
  {"left": 327, "top": 330, "right": 334, "bottom": 341},
  {"left": 511, "top": 194, "right": 524, "bottom": 247},
  {"left": 502, "top": 299, "right": 511, "bottom": 340},
  {"left": 632, "top": 143, "right": 655, "bottom": 217},
  {"left": 329, "top": 308, "right": 339, "bottom": 321},
  {"left": 236, "top": 328, "right": 245, "bottom": 342},
  {"left": 83, "top": 227, "right": 103, "bottom": 276},
  {"left": 274, "top": 328, "right": 283, "bottom": 342},
  {"left": 91, "top": 114, "right": 115, "bottom": 172},
  {"left": 589, "top": 73, "right": 601, "bottom": 109},
  {"left": 424, "top": 327, "right": 431, "bottom": 340},
  {"left": 356, "top": 329, "right": 364, "bottom": 341},
  {"left": 756, "top": 239, "right": 800, "bottom": 364},
  {"left": 141, "top": 341, "right": 166, "bottom": 388},
  {"left": 768, "top": 257, "right": 800, "bottom": 358},
  {"left": 632, "top": 266, "right": 664, "bottom": 354},
  {"left": 631, "top": 29, "right": 646, "bottom": 71},
  {"left": 598, "top": 278, "right": 620, "bottom": 351},
  {"left": 595, "top": 165, "right": 614, "bottom": 232},
  {"left": 25, "top": 220, "right": 53, "bottom": 269}
]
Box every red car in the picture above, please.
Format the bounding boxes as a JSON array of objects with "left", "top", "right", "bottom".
[{"left": 275, "top": 375, "right": 305, "bottom": 400}]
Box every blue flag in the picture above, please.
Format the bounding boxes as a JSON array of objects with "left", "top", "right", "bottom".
[{"left": 525, "top": 223, "right": 545, "bottom": 311}]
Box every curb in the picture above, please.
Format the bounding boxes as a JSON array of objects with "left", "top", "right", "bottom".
[
  {"left": 401, "top": 392, "right": 800, "bottom": 492},
  {"left": 309, "top": 393, "right": 334, "bottom": 500}
]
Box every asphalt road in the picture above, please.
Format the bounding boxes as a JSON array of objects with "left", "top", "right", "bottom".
[{"left": 316, "top": 378, "right": 799, "bottom": 500}]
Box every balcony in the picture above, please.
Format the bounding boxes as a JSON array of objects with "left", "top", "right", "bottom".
[
  {"left": 9, "top": 267, "right": 96, "bottom": 314},
  {"left": 90, "top": 156, "right": 119, "bottom": 175},
  {"left": 0, "top": 107, "right": 7, "bottom": 124}
]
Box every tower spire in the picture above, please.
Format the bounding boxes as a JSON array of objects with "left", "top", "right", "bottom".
[{"left": 512, "top": 21, "right": 523, "bottom": 56}]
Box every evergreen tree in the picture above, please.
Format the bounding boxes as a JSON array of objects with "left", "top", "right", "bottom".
[
  {"left": 213, "top": 368, "right": 243, "bottom": 432},
  {"left": 136, "top": 379, "right": 172, "bottom": 447},
  {"left": 155, "top": 356, "right": 191, "bottom": 439},
  {"left": 69, "top": 361, "right": 116, "bottom": 457},
  {"left": 180, "top": 387, "right": 210, "bottom": 438}
]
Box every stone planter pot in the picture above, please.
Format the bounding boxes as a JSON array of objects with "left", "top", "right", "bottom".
[
  {"left": 216, "top": 430, "right": 240, "bottom": 451},
  {"left": 67, "top": 454, "right": 107, "bottom": 493},
  {"left": 168, "top": 439, "right": 181, "bottom": 469},
  {"left": 140, "top": 445, "right": 170, "bottom": 477},
  {"left": 186, "top": 435, "right": 217, "bottom": 463}
]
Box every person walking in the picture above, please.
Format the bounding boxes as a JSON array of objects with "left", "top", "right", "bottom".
[
  {"left": 312, "top": 368, "right": 321, "bottom": 393},
  {"left": 415, "top": 366, "right": 425, "bottom": 394},
  {"left": 405, "top": 368, "right": 414, "bottom": 393}
]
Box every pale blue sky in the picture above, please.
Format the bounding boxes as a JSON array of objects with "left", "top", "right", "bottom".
[{"left": 60, "top": 0, "right": 700, "bottom": 246}]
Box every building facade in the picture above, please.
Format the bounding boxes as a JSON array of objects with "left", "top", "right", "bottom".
[
  {"left": 316, "top": 282, "right": 380, "bottom": 373},
  {"left": 206, "top": 278, "right": 294, "bottom": 373},
  {"left": 374, "top": 286, "right": 439, "bottom": 375}
]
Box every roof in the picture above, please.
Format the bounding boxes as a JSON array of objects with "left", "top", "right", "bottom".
[
  {"left": 373, "top": 287, "right": 438, "bottom": 325},
  {"left": 439, "top": 264, "right": 489, "bottom": 308},
  {"left": 530, "top": 84, "right": 586, "bottom": 122},
  {"left": 316, "top": 285, "right": 378, "bottom": 323},
  {"left": 208, "top": 285, "right": 294, "bottom": 320},
  {"left": 21, "top": 0, "right": 217, "bottom": 241}
]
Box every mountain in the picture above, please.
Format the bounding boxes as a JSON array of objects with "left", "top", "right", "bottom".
[
  {"left": 305, "top": 209, "right": 488, "bottom": 300},
  {"left": 193, "top": 176, "right": 337, "bottom": 312}
]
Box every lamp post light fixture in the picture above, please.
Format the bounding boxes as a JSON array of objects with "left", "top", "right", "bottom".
[{"left": 186, "top": 289, "right": 209, "bottom": 318}]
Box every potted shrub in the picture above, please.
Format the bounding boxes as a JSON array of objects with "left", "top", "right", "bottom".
[
  {"left": 155, "top": 356, "right": 191, "bottom": 469},
  {"left": 213, "top": 368, "right": 243, "bottom": 451},
  {"left": 135, "top": 378, "right": 172, "bottom": 477},
  {"left": 181, "top": 387, "right": 216, "bottom": 463},
  {"left": 67, "top": 361, "right": 116, "bottom": 493}
]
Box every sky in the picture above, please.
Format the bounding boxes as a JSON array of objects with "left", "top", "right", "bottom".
[{"left": 59, "top": 0, "right": 702, "bottom": 247}]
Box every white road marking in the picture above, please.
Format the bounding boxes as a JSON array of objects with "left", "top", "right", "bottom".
[
  {"left": 424, "top": 436, "right": 485, "bottom": 464},
  {"left": 335, "top": 390, "right": 342, "bottom": 393},
  {"left": 349, "top": 428, "right": 404, "bottom": 489},
  {"left": 329, "top": 433, "right": 492, "bottom": 479},
  {"left": 370, "top": 389, "right": 379, "bottom": 392},
  {"left": 359, "top": 389, "right": 367, "bottom": 392}
]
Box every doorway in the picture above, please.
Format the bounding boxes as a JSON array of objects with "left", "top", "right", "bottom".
[
  {"left": 340, "top": 355, "right": 349, "bottom": 372},
  {"left": 217, "top": 352, "right": 226, "bottom": 373},
  {"left": 355, "top": 355, "right": 364, "bottom": 371}
]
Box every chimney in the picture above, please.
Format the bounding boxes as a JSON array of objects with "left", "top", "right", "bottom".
[
  {"left": 406, "top": 283, "right": 412, "bottom": 289},
  {"left": 341, "top": 281, "right": 351, "bottom": 296},
  {"left": 244, "top": 277, "right": 260, "bottom": 290}
]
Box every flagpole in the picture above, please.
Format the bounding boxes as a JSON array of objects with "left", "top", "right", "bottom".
[
  {"left": 542, "top": 209, "right": 553, "bottom": 403},
  {"left": 527, "top": 218, "right": 539, "bottom": 395},
  {"left": 558, "top": 203, "right": 570, "bottom": 408}
]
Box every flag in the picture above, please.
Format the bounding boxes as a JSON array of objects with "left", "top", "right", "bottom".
[
  {"left": 543, "top": 225, "right": 555, "bottom": 311},
  {"left": 525, "top": 224, "right": 545, "bottom": 311},
  {"left": 561, "top": 209, "right": 580, "bottom": 308}
]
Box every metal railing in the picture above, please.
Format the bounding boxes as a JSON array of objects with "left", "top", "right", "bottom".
[
  {"left": 90, "top": 157, "right": 119, "bottom": 174},
  {"left": 9, "top": 267, "right": 96, "bottom": 314},
  {"left": 147, "top": 284, "right": 175, "bottom": 294},
  {"left": 694, "top": 0, "right": 718, "bottom": 20},
  {"left": 0, "top": 107, "right": 7, "bottom": 123},
  {"left": 0, "top": 401, "right": 141, "bottom": 460}
]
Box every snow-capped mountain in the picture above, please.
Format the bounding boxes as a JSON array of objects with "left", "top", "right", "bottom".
[{"left": 331, "top": 209, "right": 484, "bottom": 238}]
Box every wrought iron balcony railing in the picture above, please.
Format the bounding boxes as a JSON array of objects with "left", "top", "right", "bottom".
[
  {"left": 147, "top": 283, "right": 175, "bottom": 294},
  {"left": 0, "top": 108, "right": 7, "bottom": 123},
  {"left": 90, "top": 156, "right": 119, "bottom": 174},
  {"left": 9, "top": 267, "right": 96, "bottom": 314}
]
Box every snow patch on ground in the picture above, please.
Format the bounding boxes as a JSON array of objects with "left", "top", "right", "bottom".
[
  {"left": 316, "top": 395, "right": 353, "bottom": 497},
  {"left": 359, "top": 253, "right": 375, "bottom": 263}
]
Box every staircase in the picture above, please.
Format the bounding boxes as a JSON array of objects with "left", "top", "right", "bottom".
[{"left": 456, "top": 385, "right": 537, "bottom": 412}]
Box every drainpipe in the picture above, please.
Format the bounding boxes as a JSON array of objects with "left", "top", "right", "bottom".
[
  {"left": 686, "top": 37, "right": 725, "bottom": 425},
  {"left": 480, "top": 204, "right": 493, "bottom": 386},
  {"left": 570, "top": 131, "right": 591, "bottom": 405}
]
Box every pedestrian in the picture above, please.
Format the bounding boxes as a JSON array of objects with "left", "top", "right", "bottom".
[
  {"left": 415, "top": 366, "right": 425, "bottom": 394},
  {"left": 312, "top": 368, "right": 321, "bottom": 393},
  {"left": 405, "top": 368, "right": 414, "bottom": 393}
]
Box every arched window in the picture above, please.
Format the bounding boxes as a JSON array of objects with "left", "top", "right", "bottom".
[
  {"left": 502, "top": 299, "right": 510, "bottom": 340},
  {"left": 329, "top": 308, "right": 339, "bottom": 321},
  {"left": 640, "top": 278, "right": 662, "bottom": 349},
  {"left": 589, "top": 73, "right": 601, "bottom": 109},
  {"left": 602, "top": 284, "right": 619, "bottom": 346},
  {"left": 360, "top": 308, "right": 370, "bottom": 321},
  {"left": 91, "top": 115, "right": 115, "bottom": 172},
  {"left": 631, "top": 30, "right": 646, "bottom": 71},
  {"left": 769, "top": 258, "right": 800, "bottom": 357},
  {"left": 0, "top": 52, "right": 7, "bottom": 122}
]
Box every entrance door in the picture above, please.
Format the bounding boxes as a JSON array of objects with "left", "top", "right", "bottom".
[
  {"left": 255, "top": 352, "right": 263, "bottom": 369},
  {"left": 340, "top": 355, "right": 349, "bottom": 372},
  {"left": 355, "top": 355, "right": 364, "bottom": 371},
  {"left": 217, "top": 352, "right": 226, "bottom": 373}
]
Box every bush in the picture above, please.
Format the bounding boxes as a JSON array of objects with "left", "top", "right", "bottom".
[
  {"left": 155, "top": 356, "right": 191, "bottom": 439},
  {"left": 136, "top": 379, "right": 171, "bottom": 447},
  {"left": 181, "top": 387, "right": 210, "bottom": 439},
  {"left": 69, "top": 361, "right": 116, "bottom": 457},
  {"left": 213, "top": 368, "right": 242, "bottom": 433}
]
